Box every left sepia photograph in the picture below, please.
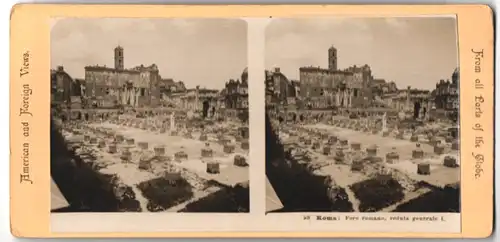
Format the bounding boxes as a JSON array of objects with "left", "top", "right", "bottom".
[{"left": 50, "top": 18, "right": 250, "bottom": 213}]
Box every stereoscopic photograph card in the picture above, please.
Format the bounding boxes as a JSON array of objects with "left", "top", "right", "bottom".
[{"left": 10, "top": 4, "right": 494, "bottom": 238}]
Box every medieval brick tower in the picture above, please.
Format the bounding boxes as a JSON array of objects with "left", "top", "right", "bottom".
[
  {"left": 114, "top": 46, "right": 124, "bottom": 70},
  {"left": 328, "top": 46, "right": 338, "bottom": 71}
]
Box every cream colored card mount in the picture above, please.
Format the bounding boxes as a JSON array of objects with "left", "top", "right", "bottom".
[{"left": 10, "top": 4, "right": 494, "bottom": 238}]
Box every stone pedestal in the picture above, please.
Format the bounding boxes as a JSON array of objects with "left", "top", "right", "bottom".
[
  {"left": 351, "top": 143, "right": 361, "bottom": 151},
  {"left": 451, "top": 141, "right": 459, "bottom": 150},
  {"left": 89, "top": 137, "right": 97, "bottom": 144},
  {"left": 444, "top": 156, "right": 458, "bottom": 167},
  {"left": 366, "top": 145, "right": 378, "bottom": 157},
  {"left": 234, "top": 155, "right": 248, "bottom": 167},
  {"left": 175, "top": 151, "right": 188, "bottom": 161},
  {"left": 241, "top": 141, "right": 249, "bottom": 150},
  {"left": 372, "top": 129, "right": 378, "bottom": 134},
  {"left": 199, "top": 134, "right": 208, "bottom": 141},
  {"left": 138, "top": 159, "right": 151, "bottom": 170},
  {"left": 386, "top": 152, "right": 399, "bottom": 164},
  {"left": 312, "top": 142, "right": 321, "bottom": 150},
  {"left": 154, "top": 146, "right": 166, "bottom": 157},
  {"left": 434, "top": 145, "right": 445, "bottom": 155},
  {"left": 108, "top": 145, "right": 117, "bottom": 154},
  {"left": 138, "top": 142, "right": 148, "bottom": 150},
  {"left": 417, "top": 163, "right": 431, "bottom": 175},
  {"left": 351, "top": 159, "right": 364, "bottom": 171},
  {"left": 304, "top": 139, "right": 312, "bottom": 145},
  {"left": 115, "top": 135, "right": 124, "bottom": 143},
  {"left": 201, "top": 147, "right": 213, "bottom": 157},
  {"left": 120, "top": 150, "right": 132, "bottom": 163},
  {"left": 412, "top": 148, "right": 424, "bottom": 159},
  {"left": 339, "top": 139, "right": 348, "bottom": 146},
  {"left": 328, "top": 136, "right": 338, "bottom": 145},
  {"left": 98, "top": 140, "right": 106, "bottom": 148},
  {"left": 323, "top": 146, "right": 331, "bottom": 155},
  {"left": 410, "top": 135, "right": 419, "bottom": 142},
  {"left": 445, "top": 136, "right": 454, "bottom": 143},
  {"left": 84, "top": 135, "right": 91, "bottom": 142},
  {"left": 382, "top": 131, "right": 390, "bottom": 137},
  {"left": 159, "top": 128, "right": 166, "bottom": 134},
  {"left": 206, "top": 162, "right": 220, "bottom": 174},
  {"left": 224, "top": 145, "right": 235, "bottom": 154}
]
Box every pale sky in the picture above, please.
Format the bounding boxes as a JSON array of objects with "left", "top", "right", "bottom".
[
  {"left": 265, "top": 17, "right": 458, "bottom": 90},
  {"left": 51, "top": 18, "right": 247, "bottom": 90}
]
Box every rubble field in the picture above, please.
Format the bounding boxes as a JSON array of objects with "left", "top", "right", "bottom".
[{"left": 51, "top": 111, "right": 250, "bottom": 213}]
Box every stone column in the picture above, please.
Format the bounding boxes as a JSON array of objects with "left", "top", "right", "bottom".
[{"left": 348, "top": 89, "right": 353, "bottom": 108}]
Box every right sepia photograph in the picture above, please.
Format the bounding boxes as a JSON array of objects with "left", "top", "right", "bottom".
[{"left": 265, "top": 17, "right": 460, "bottom": 213}]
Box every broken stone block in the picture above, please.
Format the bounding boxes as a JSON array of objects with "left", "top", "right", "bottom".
[
  {"left": 328, "top": 136, "right": 338, "bottom": 145},
  {"left": 386, "top": 151, "right": 399, "bottom": 164},
  {"left": 175, "top": 151, "right": 188, "bottom": 161},
  {"left": 396, "top": 131, "right": 405, "bottom": 139},
  {"left": 83, "top": 135, "right": 91, "bottom": 142},
  {"left": 115, "top": 135, "right": 124, "bottom": 143},
  {"left": 452, "top": 141, "right": 459, "bottom": 150},
  {"left": 108, "top": 145, "right": 117, "bottom": 154},
  {"left": 444, "top": 156, "right": 458, "bottom": 168},
  {"left": 351, "top": 159, "right": 364, "bottom": 172},
  {"left": 234, "top": 155, "right": 248, "bottom": 167},
  {"left": 138, "top": 142, "right": 148, "bottom": 150},
  {"left": 98, "top": 140, "right": 106, "bottom": 148},
  {"left": 223, "top": 145, "right": 235, "bottom": 154},
  {"left": 170, "top": 131, "right": 178, "bottom": 136},
  {"left": 304, "top": 139, "right": 312, "bottom": 145},
  {"left": 220, "top": 139, "right": 231, "bottom": 146},
  {"left": 445, "top": 136, "right": 454, "bottom": 143},
  {"left": 351, "top": 143, "right": 361, "bottom": 151},
  {"left": 382, "top": 131, "right": 390, "bottom": 137},
  {"left": 312, "top": 142, "right": 321, "bottom": 150},
  {"left": 154, "top": 146, "right": 166, "bottom": 157},
  {"left": 434, "top": 145, "right": 445, "bottom": 155},
  {"left": 201, "top": 144, "right": 213, "bottom": 157},
  {"left": 199, "top": 134, "right": 208, "bottom": 141},
  {"left": 138, "top": 159, "right": 152, "bottom": 170},
  {"left": 164, "top": 172, "right": 182, "bottom": 185},
  {"left": 120, "top": 150, "right": 132, "bottom": 163},
  {"left": 417, "top": 163, "right": 431, "bottom": 175},
  {"left": 241, "top": 141, "right": 249, "bottom": 150},
  {"left": 410, "top": 134, "right": 419, "bottom": 142},
  {"left": 323, "top": 146, "right": 331, "bottom": 155},
  {"left": 334, "top": 155, "right": 344, "bottom": 164},
  {"left": 366, "top": 145, "right": 378, "bottom": 157},
  {"left": 339, "top": 139, "right": 348, "bottom": 146},
  {"left": 89, "top": 137, "right": 98, "bottom": 144},
  {"left": 206, "top": 162, "right": 220, "bottom": 174},
  {"left": 159, "top": 128, "right": 166, "bottom": 134},
  {"left": 372, "top": 129, "right": 378, "bottom": 134},
  {"left": 126, "top": 138, "right": 135, "bottom": 145},
  {"left": 412, "top": 148, "right": 424, "bottom": 159}
]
